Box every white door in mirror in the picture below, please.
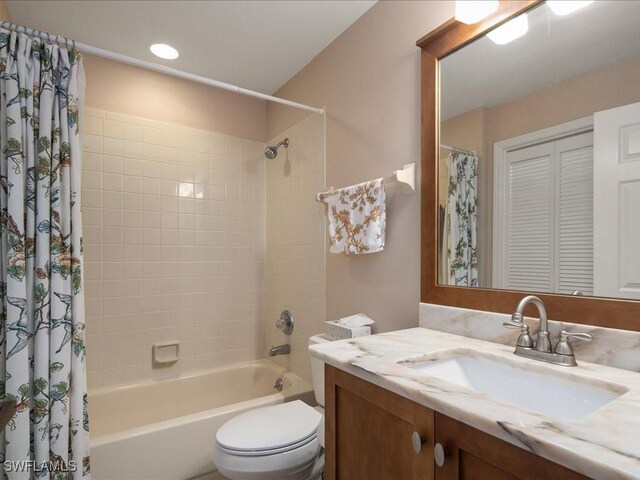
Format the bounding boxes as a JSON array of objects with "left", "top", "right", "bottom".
[{"left": 594, "top": 101, "right": 640, "bottom": 299}]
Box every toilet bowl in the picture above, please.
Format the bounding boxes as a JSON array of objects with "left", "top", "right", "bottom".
[
  {"left": 212, "top": 334, "right": 330, "bottom": 480},
  {"left": 213, "top": 400, "right": 322, "bottom": 480}
]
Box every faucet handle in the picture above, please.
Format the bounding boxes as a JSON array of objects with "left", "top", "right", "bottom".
[
  {"left": 503, "top": 318, "right": 535, "bottom": 348},
  {"left": 503, "top": 320, "right": 524, "bottom": 329},
  {"left": 276, "top": 310, "right": 294, "bottom": 335},
  {"left": 503, "top": 311, "right": 525, "bottom": 329},
  {"left": 554, "top": 330, "right": 593, "bottom": 356},
  {"left": 560, "top": 331, "right": 593, "bottom": 342}
]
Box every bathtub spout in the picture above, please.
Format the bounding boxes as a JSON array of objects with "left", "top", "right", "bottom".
[{"left": 269, "top": 344, "right": 290, "bottom": 356}]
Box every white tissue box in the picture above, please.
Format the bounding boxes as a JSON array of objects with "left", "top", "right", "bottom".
[{"left": 324, "top": 320, "right": 373, "bottom": 340}]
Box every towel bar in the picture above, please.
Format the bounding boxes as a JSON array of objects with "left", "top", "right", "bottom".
[{"left": 316, "top": 162, "right": 415, "bottom": 202}]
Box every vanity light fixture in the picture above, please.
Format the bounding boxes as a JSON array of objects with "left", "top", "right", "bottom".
[
  {"left": 547, "top": 1, "right": 594, "bottom": 16},
  {"left": 487, "top": 13, "right": 529, "bottom": 45},
  {"left": 150, "top": 43, "right": 179, "bottom": 60},
  {"left": 454, "top": 0, "right": 499, "bottom": 25}
]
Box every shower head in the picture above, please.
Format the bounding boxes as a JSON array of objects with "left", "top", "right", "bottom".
[{"left": 264, "top": 138, "right": 289, "bottom": 159}]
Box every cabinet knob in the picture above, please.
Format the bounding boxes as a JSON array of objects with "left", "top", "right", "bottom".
[
  {"left": 411, "top": 431, "right": 426, "bottom": 454},
  {"left": 434, "top": 443, "right": 449, "bottom": 467}
]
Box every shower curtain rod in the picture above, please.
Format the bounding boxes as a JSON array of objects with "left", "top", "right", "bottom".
[
  {"left": 0, "top": 21, "right": 325, "bottom": 115},
  {"left": 440, "top": 144, "right": 476, "bottom": 156}
]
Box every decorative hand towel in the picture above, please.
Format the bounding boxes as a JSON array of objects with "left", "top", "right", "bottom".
[{"left": 325, "top": 179, "right": 386, "bottom": 254}]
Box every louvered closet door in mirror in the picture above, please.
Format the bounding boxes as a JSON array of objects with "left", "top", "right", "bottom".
[
  {"left": 496, "top": 142, "right": 555, "bottom": 292},
  {"left": 493, "top": 132, "right": 593, "bottom": 295},
  {"left": 556, "top": 133, "right": 594, "bottom": 296}
]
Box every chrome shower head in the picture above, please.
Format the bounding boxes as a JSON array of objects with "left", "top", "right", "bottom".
[
  {"left": 264, "top": 138, "right": 289, "bottom": 159},
  {"left": 264, "top": 146, "right": 278, "bottom": 160}
]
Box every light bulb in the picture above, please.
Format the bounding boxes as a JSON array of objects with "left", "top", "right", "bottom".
[
  {"left": 150, "top": 43, "right": 179, "bottom": 60},
  {"left": 547, "top": 1, "right": 594, "bottom": 16},
  {"left": 487, "top": 14, "right": 529, "bottom": 45}
]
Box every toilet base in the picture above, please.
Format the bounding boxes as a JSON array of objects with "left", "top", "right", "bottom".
[
  {"left": 214, "top": 444, "right": 323, "bottom": 480},
  {"left": 306, "top": 451, "right": 324, "bottom": 480}
]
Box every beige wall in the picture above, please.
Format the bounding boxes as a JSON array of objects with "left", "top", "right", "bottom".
[
  {"left": 267, "top": 1, "right": 454, "bottom": 332},
  {"left": 266, "top": 113, "right": 325, "bottom": 381},
  {"left": 83, "top": 54, "right": 267, "bottom": 142},
  {"left": 0, "top": 0, "right": 10, "bottom": 21},
  {"left": 486, "top": 54, "right": 640, "bottom": 147},
  {"left": 83, "top": 108, "right": 267, "bottom": 389}
]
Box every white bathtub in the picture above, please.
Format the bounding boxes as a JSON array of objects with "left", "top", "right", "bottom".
[{"left": 89, "top": 359, "right": 314, "bottom": 480}]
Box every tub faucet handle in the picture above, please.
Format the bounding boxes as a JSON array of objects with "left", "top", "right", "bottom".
[{"left": 276, "top": 310, "right": 294, "bottom": 335}]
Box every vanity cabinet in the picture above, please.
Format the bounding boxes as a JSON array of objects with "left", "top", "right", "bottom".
[
  {"left": 433, "top": 413, "right": 588, "bottom": 480},
  {"left": 325, "top": 365, "right": 435, "bottom": 479},
  {"left": 325, "top": 365, "right": 590, "bottom": 480}
]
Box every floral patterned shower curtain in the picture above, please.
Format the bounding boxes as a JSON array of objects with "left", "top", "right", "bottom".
[
  {"left": 446, "top": 151, "right": 478, "bottom": 287},
  {"left": 0, "top": 28, "right": 90, "bottom": 479}
]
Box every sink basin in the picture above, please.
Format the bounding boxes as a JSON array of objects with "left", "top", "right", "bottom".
[{"left": 409, "top": 354, "right": 624, "bottom": 421}]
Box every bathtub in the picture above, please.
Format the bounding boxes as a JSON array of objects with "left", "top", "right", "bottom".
[{"left": 89, "top": 359, "right": 314, "bottom": 480}]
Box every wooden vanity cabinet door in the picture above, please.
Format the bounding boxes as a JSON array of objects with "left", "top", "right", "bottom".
[
  {"left": 433, "top": 413, "right": 590, "bottom": 480},
  {"left": 325, "top": 365, "right": 435, "bottom": 480}
]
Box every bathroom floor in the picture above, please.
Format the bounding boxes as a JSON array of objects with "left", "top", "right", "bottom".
[
  {"left": 209, "top": 473, "right": 230, "bottom": 480},
  {"left": 190, "top": 471, "right": 230, "bottom": 480}
]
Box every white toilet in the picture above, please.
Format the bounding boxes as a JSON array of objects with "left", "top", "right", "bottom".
[{"left": 212, "top": 334, "right": 329, "bottom": 480}]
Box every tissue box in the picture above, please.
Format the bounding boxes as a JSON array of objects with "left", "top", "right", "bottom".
[{"left": 324, "top": 320, "right": 372, "bottom": 340}]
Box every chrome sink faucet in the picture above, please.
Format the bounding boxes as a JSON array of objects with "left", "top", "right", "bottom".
[
  {"left": 505, "top": 295, "right": 551, "bottom": 352},
  {"left": 503, "top": 295, "right": 592, "bottom": 367}
]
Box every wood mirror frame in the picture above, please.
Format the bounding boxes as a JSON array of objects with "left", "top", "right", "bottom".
[{"left": 418, "top": 0, "right": 640, "bottom": 332}]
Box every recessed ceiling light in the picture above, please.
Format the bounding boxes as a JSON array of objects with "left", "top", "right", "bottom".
[
  {"left": 150, "top": 43, "right": 179, "bottom": 60},
  {"left": 455, "top": 1, "right": 499, "bottom": 25},
  {"left": 547, "top": 1, "right": 594, "bottom": 16},
  {"left": 487, "top": 14, "right": 529, "bottom": 45}
]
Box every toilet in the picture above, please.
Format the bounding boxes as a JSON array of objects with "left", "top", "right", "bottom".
[{"left": 212, "top": 334, "right": 329, "bottom": 480}]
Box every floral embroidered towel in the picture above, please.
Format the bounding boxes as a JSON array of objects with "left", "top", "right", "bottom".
[{"left": 325, "top": 179, "right": 386, "bottom": 254}]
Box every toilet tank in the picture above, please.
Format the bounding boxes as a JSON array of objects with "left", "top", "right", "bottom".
[{"left": 308, "top": 334, "right": 330, "bottom": 406}]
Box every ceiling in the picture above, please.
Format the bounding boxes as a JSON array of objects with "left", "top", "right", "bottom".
[
  {"left": 6, "top": 0, "right": 376, "bottom": 94},
  {"left": 441, "top": 1, "right": 640, "bottom": 120}
]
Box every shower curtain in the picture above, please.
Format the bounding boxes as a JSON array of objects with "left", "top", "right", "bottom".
[
  {"left": 446, "top": 150, "right": 478, "bottom": 287},
  {"left": 0, "top": 28, "right": 90, "bottom": 479}
]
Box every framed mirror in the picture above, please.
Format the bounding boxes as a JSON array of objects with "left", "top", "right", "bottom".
[{"left": 419, "top": 0, "right": 640, "bottom": 331}]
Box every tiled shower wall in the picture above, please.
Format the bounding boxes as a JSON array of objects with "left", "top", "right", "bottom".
[
  {"left": 82, "top": 108, "right": 266, "bottom": 389},
  {"left": 266, "top": 113, "right": 326, "bottom": 382}
]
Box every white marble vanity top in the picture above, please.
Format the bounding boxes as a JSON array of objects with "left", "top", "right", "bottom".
[{"left": 309, "top": 327, "right": 640, "bottom": 480}]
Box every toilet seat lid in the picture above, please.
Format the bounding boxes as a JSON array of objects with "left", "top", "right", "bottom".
[{"left": 216, "top": 400, "right": 321, "bottom": 453}]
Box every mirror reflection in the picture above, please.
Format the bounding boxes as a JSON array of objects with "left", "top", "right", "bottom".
[{"left": 438, "top": 0, "right": 640, "bottom": 300}]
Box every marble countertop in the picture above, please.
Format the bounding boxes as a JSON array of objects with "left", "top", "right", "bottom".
[{"left": 309, "top": 327, "right": 640, "bottom": 480}]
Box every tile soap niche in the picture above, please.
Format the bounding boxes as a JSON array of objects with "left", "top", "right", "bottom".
[{"left": 152, "top": 341, "right": 180, "bottom": 366}]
